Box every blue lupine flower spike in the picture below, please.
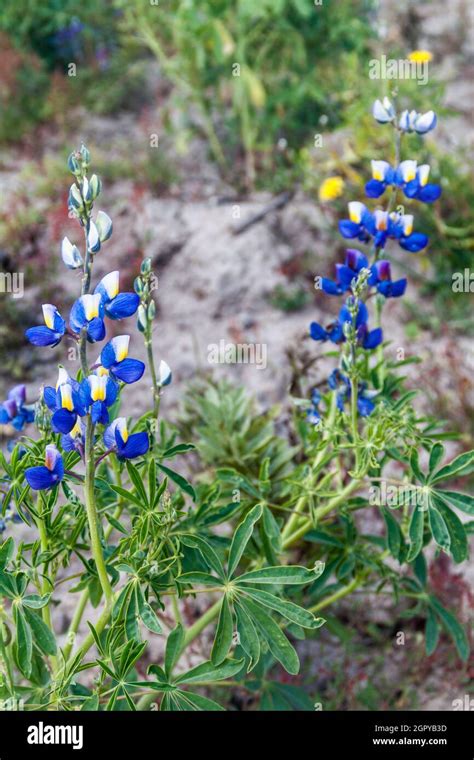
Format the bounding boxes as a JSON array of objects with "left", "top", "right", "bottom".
[
  {"left": 100, "top": 336, "right": 145, "bottom": 383},
  {"left": 25, "top": 444, "right": 64, "bottom": 491},
  {"left": 328, "top": 369, "right": 377, "bottom": 417},
  {"left": 94, "top": 271, "right": 139, "bottom": 320},
  {"left": 103, "top": 417, "right": 149, "bottom": 460},
  {"left": 25, "top": 304, "right": 66, "bottom": 347}
]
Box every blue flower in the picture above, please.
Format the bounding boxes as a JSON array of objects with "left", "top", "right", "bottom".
[
  {"left": 99, "top": 336, "right": 145, "bottom": 383},
  {"left": 0, "top": 385, "right": 35, "bottom": 431},
  {"left": 43, "top": 368, "right": 86, "bottom": 434},
  {"left": 94, "top": 271, "right": 139, "bottom": 320},
  {"left": 25, "top": 444, "right": 64, "bottom": 491},
  {"left": 328, "top": 369, "right": 376, "bottom": 417},
  {"left": 306, "top": 389, "right": 322, "bottom": 425},
  {"left": 339, "top": 202, "right": 428, "bottom": 252},
  {"left": 79, "top": 370, "right": 119, "bottom": 425},
  {"left": 370, "top": 260, "right": 407, "bottom": 298},
  {"left": 25, "top": 304, "right": 66, "bottom": 347},
  {"left": 70, "top": 293, "right": 106, "bottom": 342},
  {"left": 399, "top": 109, "right": 437, "bottom": 134},
  {"left": 61, "top": 419, "right": 86, "bottom": 454},
  {"left": 365, "top": 160, "right": 441, "bottom": 204},
  {"left": 310, "top": 299, "right": 383, "bottom": 350},
  {"left": 103, "top": 417, "right": 149, "bottom": 460},
  {"left": 372, "top": 98, "right": 395, "bottom": 124}
]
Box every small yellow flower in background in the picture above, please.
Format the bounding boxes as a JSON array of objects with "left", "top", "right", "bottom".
[
  {"left": 408, "top": 50, "right": 433, "bottom": 64},
  {"left": 319, "top": 176, "right": 345, "bottom": 202}
]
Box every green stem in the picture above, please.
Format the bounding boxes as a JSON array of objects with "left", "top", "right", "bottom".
[
  {"left": 84, "top": 417, "right": 113, "bottom": 607},
  {"left": 309, "top": 577, "right": 360, "bottom": 614},
  {"left": 282, "top": 479, "right": 361, "bottom": 549},
  {"left": 37, "top": 494, "right": 57, "bottom": 673},
  {"left": 281, "top": 392, "right": 337, "bottom": 540}
]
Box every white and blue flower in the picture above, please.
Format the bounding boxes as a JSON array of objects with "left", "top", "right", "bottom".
[
  {"left": 103, "top": 417, "right": 149, "bottom": 460},
  {"left": 99, "top": 336, "right": 145, "bottom": 384},
  {"left": 79, "top": 369, "right": 119, "bottom": 425},
  {"left": 43, "top": 367, "right": 86, "bottom": 434},
  {"left": 339, "top": 202, "right": 428, "bottom": 252},
  {"left": 25, "top": 444, "right": 64, "bottom": 491},
  {"left": 365, "top": 160, "right": 441, "bottom": 203},
  {"left": 70, "top": 293, "right": 105, "bottom": 342},
  {"left": 94, "top": 271, "right": 139, "bottom": 320},
  {"left": 25, "top": 304, "right": 66, "bottom": 347},
  {"left": 399, "top": 109, "right": 437, "bottom": 134}
]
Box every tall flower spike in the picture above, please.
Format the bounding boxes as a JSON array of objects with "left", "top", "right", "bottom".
[{"left": 25, "top": 304, "right": 66, "bottom": 347}]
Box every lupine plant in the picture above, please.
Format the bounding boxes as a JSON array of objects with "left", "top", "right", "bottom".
[{"left": 0, "top": 97, "right": 472, "bottom": 712}]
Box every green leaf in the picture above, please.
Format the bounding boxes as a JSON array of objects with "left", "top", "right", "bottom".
[
  {"left": 431, "top": 494, "right": 468, "bottom": 563},
  {"left": 175, "top": 572, "right": 223, "bottom": 586},
  {"left": 406, "top": 507, "right": 424, "bottom": 562},
  {"left": 175, "top": 658, "right": 243, "bottom": 685},
  {"left": 409, "top": 449, "right": 426, "bottom": 484},
  {"left": 126, "top": 461, "right": 149, "bottom": 506},
  {"left": 425, "top": 609, "right": 439, "bottom": 656},
  {"left": 435, "top": 490, "right": 474, "bottom": 515},
  {"left": 381, "top": 507, "right": 402, "bottom": 560},
  {"left": 165, "top": 623, "right": 184, "bottom": 679},
  {"left": 24, "top": 609, "right": 57, "bottom": 656},
  {"left": 236, "top": 565, "right": 318, "bottom": 586},
  {"left": 211, "top": 595, "right": 233, "bottom": 666},
  {"left": 179, "top": 534, "right": 225, "bottom": 578},
  {"left": 108, "top": 485, "right": 144, "bottom": 509},
  {"left": 161, "top": 443, "right": 196, "bottom": 459},
  {"left": 430, "top": 450, "right": 474, "bottom": 484},
  {"left": 260, "top": 506, "right": 282, "bottom": 565},
  {"left": 136, "top": 586, "right": 162, "bottom": 634},
  {"left": 428, "top": 504, "right": 450, "bottom": 552},
  {"left": 227, "top": 504, "right": 263, "bottom": 578},
  {"left": 174, "top": 690, "right": 224, "bottom": 711},
  {"left": 428, "top": 443, "right": 445, "bottom": 475},
  {"left": 429, "top": 596, "right": 470, "bottom": 662},
  {"left": 241, "top": 587, "right": 324, "bottom": 629},
  {"left": 22, "top": 594, "right": 51, "bottom": 609},
  {"left": 0, "top": 538, "right": 14, "bottom": 570},
  {"left": 234, "top": 599, "right": 260, "bottom": 672},
  {"left": 242, "top": 598, "right": 299, "bottom": 675},
  {"left": 157, "top": 463, "right": 195, "bottom": 501},
  {"left": 14, "top": 607, "right": 32, "bottom": 677}
]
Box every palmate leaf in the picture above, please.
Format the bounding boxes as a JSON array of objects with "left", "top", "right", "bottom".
[
  {"left": 165, "top": 623, "right": 184, "bottom": 679},
  {"left": 179, "top": 533, "right": 225, "bottom": 578},
  {"left": 381, "top": 507, "right": 403, "bottom": 560},
  {"left": 165, "top": 690, "right": 224, "bottom": 711},
  {"left": 425, "top": 609, "right": 440, "bottom": 657}
]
